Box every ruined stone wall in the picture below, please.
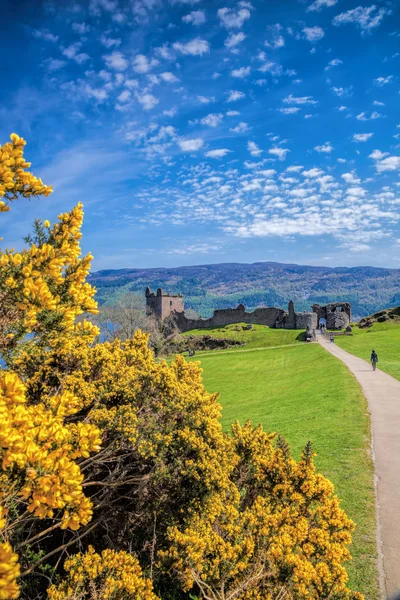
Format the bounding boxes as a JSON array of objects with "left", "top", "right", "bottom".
[
  {"left": 312, "top": 302, "right": 351, "bottom": 330},
  {"left": 295, "top": 312, "right": 318, "bottom": 331},
  {"left": 169, "top": 304, "right": 286, "bottom": 333}
]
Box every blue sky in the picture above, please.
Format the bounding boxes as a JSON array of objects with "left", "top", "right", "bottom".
[{"left": 1, "top": 0, "right": 399, "bottom": 270}]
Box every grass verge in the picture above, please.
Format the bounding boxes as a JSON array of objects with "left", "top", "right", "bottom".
[
  {"left": 336, "top": 320, "right": 400, "bottom": 382},
  {"left": 187, "top": 342, "right": 378, "bottom": 599}
]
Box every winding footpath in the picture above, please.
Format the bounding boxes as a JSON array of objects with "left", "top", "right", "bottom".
[{"left": 317, "top": 333, "right": 400, "bottom": 599}]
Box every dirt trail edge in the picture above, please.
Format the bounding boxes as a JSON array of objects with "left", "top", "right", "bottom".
[{"left": 317, "top": 333, "right": 400, "bottom": 599}]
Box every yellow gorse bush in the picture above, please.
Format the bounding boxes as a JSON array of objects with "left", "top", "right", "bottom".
[
  {"left": 0, "top": 134, "right": 101, "bottom": 600},
  {"left": 47, "top": 546, "right": 159, "bottom": 600},
  {"left": 0, "top": 133, "right": 52, "bottom": 213}
]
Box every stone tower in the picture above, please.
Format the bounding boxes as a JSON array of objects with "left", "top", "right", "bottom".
[{"left": 145, "top": 287, "right": 184, "bottom": 321}]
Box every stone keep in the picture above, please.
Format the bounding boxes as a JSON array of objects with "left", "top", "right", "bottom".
[{"left": 145, "top": 287, "right": 184, "bottom": 321}]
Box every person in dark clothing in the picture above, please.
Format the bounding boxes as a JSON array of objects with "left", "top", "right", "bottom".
[{"left": 371, "top": 350, "right": 378, "bottom": 371}]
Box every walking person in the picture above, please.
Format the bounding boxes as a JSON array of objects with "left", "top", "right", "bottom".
[{"left": 371, "top": 349, "right": 378, "bottom": 371}]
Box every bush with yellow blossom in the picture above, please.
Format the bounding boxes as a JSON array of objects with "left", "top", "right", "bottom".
[
  {"left": 0, "top": 133, "right": 364, "bottom": 600},
  {"left": 47, "top": 546, "right": 158, "bottom": 600}
]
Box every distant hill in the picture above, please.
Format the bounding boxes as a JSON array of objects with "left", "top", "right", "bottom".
[{"left": 88, "top": 261, "right": 400, "bottom": 320}]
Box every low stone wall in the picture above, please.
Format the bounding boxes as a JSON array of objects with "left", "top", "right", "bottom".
[{"left": 169, "top": 304, "right": 286, "bottom": 333}]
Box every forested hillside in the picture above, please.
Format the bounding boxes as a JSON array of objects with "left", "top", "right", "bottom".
[{"left": 88, "top": 261, "right": 400, "bottom": 320}]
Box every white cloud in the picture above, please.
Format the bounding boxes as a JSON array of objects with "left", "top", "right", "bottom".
[
  {"left": 353, "top": 133, "right": 373, "bottom": 142},
  {"left": 163, "top": 107, "right": 177, "bottom": 117},
  {"left": 374, "top": 76, "right": 393, "bottom": 86},
  {"left": 230, "top": 121, "right": 250, "bottom": 133},
  {"left": 156, "top": 43, "right": 174, "bottom": 60},
  {"left": 315, "top": 142, "right": 333, "bottom": 152},
  {"left": 303, "top": 26, "right": 325, "bottom": 42},
  {"left": 135, "top": 92, "right": 159, "bottom": 110},
  {"left": 112, "top": 12, "right": 126, "bottom": 24},
  {"left": 248, "top": 141, "right": 262, "bottom": 156},
  {"left": 302, "top": 168, "right": 324, "bottom": 178},
  {"left": 269, "top": 147, "right": 290, "bottom": 160},
  {"left": 99, "top": 34, "right": 121, "bottom": 48},
  {"left": 178, "top": 138, "right": 204, "bottom": 151},
  {"left": 124, "top": 79, "right": 139, "bottom": 88},
  {"left": 205, "top": 148, "right": 232, "bottom": 158},
  {"left": 166, "top": 243, "right": 221, "bottom": 255},
  {"left": 342, "top": 171, "right": 361, "bottom": 184},
  {"left": 308, "top": 0, "right": 337, "bottom": 11},
  {"left": 265, "top": 25, "right": 285, "bottom": 49},
  {"left": 217, "top": 7, "right": 251, "bottom": 29},
  {"left": 133, "top": 54, "right": 159, "bottom": 73},
  {"left": 374, "top": 156, "right": 400, "bottom": 172},
  {"left": 332, "top": 86, "right": 352, "bottom": 97},
  {"left": 182, "top": 10, "right": 206, "bottom": 25},
  {"left": 225, "top": 31, "right": 246, "bottom": 48},
  {"left": 369, "top": 149, "right": 388, "bottom": 160},
  {"left": 333, "top": 5, "right": 391, "bottom": 33},
  {"left": 43, "top": 58, "right": 66, "bottom": 71},
  {"left": 104, "top": 51, "right": 128, "bottom": 71},
  {"left": 89, "top": 0, "right": 117, "bottom": 15},
  {"left": 200, "top": 113, "right": 223, "bottom": 127},
  {"left": 356, "top": 111, "right": 382, "bottom": 121},
  {"left": 117, "top": 90, "right": 131, "bottom": 103},
  {"left": 72, "top": 22, "right": 91, "bottom": 35},
  {"left": 226, "top": 90, "right": 245, "bottom": 102},
  {"left": 283, "top": 94, "right": 318, "bottom": 105},
  {"left": 279, "top": 107, "right": 301, "bottom": 114},
  {"left": 325, "top": 58, "right": 342, "bottom": 69},
  {"left": 373, "top": 100, "right": 385, "bottom": 106},
  {"left": 160, "top": 71, "right": 179, "bottom": 82},
  {"left": 196, "top": 95, "right": 215, "bottom": 104},
  {"left": 83, "top": 85, "right": 108, "bottom": 102},
  {"left": 369, "top": 150, "right": 400, "bottom": 172},
  {"left": 231, "top": 66, "right": 251, "bottom": 78},
  {"left": 63, "top": 42, "right": 90, "bottom": 64},
  {"left": 173, "top": 38, "right": 210, "bottom": 55},
  {"left": 32, "top": 28, "right": 59, "bottom": 42}
]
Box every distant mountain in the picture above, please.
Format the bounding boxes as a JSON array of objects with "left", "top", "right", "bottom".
[{"left": 88, "top": 261, "right": 400, "bottom": 320}]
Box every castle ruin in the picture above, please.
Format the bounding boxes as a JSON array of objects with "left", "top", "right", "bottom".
[
  {"left": 145, "top": 287, "right": 184, "bottom": 320},
  {"left": 145, "top": 288, "right": 351, "bottom": 333}
]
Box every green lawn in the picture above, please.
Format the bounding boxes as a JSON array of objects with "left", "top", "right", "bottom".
[
  {"left": 183, "top": 323, "right": 305, "bottom": 350},
  {"left": 336, "top": 320, "right": 400, "bottom": 382},
  {"left": 187, "top": 342, "right": 378, "bottom": 599}
]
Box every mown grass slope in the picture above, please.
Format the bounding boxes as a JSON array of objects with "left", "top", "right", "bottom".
[
  {"left": 187, "top": 340, "right": 378, "bottom": 599},
  {"left": 336, "top": 320, "right": 400, "bottom": 382},
  {"left": 183, "top": 323, "right": 305, "bottom": 350}
]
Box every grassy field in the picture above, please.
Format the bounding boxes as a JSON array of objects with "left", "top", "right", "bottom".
[
  {"left": 183, "top": 323, "right": 305, "bottom": 350},
  {"left": 336, "top": 320, "right": 400, "bottom": 382},
  {"left": 185, "top": 337, "right": 378, "bottom": 598}
]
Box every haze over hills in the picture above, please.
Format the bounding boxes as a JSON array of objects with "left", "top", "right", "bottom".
[{"left": 88, "top": 261, "right": 400, "bottom": 320}]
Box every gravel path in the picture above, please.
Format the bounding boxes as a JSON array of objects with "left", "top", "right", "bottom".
[{"left": 317, "top": 333, "right": 400, "bottom": 598}]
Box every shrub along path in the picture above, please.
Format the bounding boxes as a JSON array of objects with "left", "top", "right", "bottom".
[{"left": 317, "top": 333, "right": 400, "bottom": 598}]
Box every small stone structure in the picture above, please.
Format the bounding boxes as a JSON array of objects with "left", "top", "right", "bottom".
[
  {"left": 144, "top": 288, "right": 351, "bottom": 334},
  {"left": 312, "top": 302, "right": 351, "bottom": 330}
]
